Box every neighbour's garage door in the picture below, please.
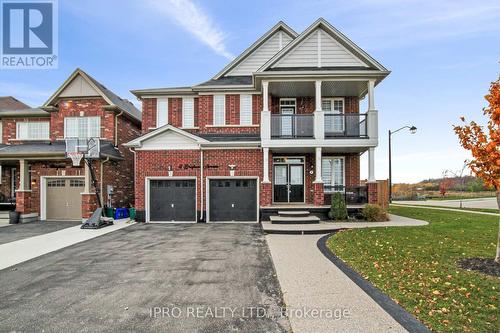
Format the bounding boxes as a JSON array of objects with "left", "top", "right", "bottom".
[
  {"left": 149, "top": 179, "right": 196, "bottom": 222},
  {"left": 46, "top": 178, "right": 84, "bottom": 220},
  {"left": 209, "top": 179, "right": 257, "bottom": 222}
]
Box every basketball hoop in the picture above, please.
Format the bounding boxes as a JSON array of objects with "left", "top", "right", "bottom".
[{"left": 68, "top": 152, "right": 83, "bottom": 166}]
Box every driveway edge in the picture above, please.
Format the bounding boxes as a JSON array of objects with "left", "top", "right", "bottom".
[{"left": 317, "top": 233, "right": 431, "bottom": 333}]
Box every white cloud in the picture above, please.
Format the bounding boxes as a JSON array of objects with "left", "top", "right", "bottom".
[{"left": 146, "top": 0, "right": 233, "bottom": 59}]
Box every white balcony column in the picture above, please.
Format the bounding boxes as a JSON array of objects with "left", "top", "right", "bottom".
[
  {"left": 368, "top": 147, "right": 375, "bottom": 182},
  {"left": 368, "top": 79, "right": 375, "bottom": 110},
  {"left": 262, "top": 147, "right": 270, "bottom": 183},
  {"left": 367, "top": 79, "right": 378, "bottom": 140},
  {"left": 261, "top": 81, "right": 271, "bottom": 140},
  {"left": 314, "top": 147, "right": 323, "bottom": 183},
  {"left": 313, "top": 80, "right": 324, "bottom": 140},
  {"left": 18, "top": 159, "right": 29, "bottom": 191}
]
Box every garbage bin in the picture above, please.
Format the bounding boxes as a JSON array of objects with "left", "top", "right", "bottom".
[
  {"left": 114, "top": 208, "right": 129, "bottom": 220},
  {"left": 9, "top": 211, "right": 20, "bottom": 224},
  {"left": 105, "top": 206, "right": 114, "bottom": 218},
  {"left": 128, "top": 207, "right": 136, "bottom": 220}
]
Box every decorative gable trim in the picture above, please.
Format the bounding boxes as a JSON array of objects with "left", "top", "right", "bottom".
[
  {"left": 257, "top": 18, "right": 388, "bottom": 72},
  {"left": 123, "top": 124, "right": 208, "bottom": 148},
  {"left": 212, "top": 21, "right": 298, "bottom": 80}
]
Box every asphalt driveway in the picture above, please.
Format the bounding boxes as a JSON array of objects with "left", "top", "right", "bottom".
[
  {"left": 0, "top": 220, "right": 81, "bottom": 245},
  {"left": 0, "top": 223, "right": 290, "bottom": 333}
]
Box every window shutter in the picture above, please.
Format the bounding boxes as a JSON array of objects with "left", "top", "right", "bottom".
[
  {"left": 213, "top": 95, "right": 225, "bottom": 125},
  {"left": 182, "top": 97, "right": 194, "bottom": 128},
  {"left": 240, "top": 94, "right": 252, "bottom": 125},
  {"left": 157, "top": 98, "right": 168, "bottom": 127}
]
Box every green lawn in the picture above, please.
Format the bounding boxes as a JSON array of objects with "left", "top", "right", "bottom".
[
  {"left": 327, "top": 206, "right": 499, "bottom": 333},
  {"left": 428, "top": 194, "right": 496, "bottom": 201},
  {"left": 422, "top": 205, "right": 499, "bottom": 214}
]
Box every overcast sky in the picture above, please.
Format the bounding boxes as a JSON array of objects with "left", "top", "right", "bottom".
[{"left": 1, "top": 0, "right": 499, "bottom": 183}]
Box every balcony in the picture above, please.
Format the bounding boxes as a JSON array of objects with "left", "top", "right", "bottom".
[
  {"left": 271, "top": 114, "right": 314, "bottom": 139},
  {"left": 325, "top": 113, "right": 368, "bottom": 138}
]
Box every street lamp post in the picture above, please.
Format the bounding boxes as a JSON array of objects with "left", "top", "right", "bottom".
[{"left": 389, "top": 125, "right": 417, "bottom": 202}]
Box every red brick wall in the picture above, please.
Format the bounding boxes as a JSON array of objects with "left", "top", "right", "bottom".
[
  {"left": 141, "top": 98, "right": 156, "bottom": 133},
  {"left": 134, "top": 149, "right": 263, "bottom": 221},
  {"left": 51, "top": 98, "right": 115, "bottom": 141},
  {"left": 225, "top": 95, "right": 240, "bottom": 125},
  {"left": 169, "top": 98, "right": 183, "bottom": 128}
]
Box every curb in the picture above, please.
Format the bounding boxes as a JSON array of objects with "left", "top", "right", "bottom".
[{"left": 317, "top": 233, "right": 431, "bottom": 333}]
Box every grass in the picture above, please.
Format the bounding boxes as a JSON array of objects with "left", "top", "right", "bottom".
[
  {"left": 327, "top": 206, "right": 499, "bottom": 333},
  {"left": 414, "top": 205, "right": 499, "bottom": 214},
  {"left": 428, "top": 194, "right": 495, "bottom": 201}
]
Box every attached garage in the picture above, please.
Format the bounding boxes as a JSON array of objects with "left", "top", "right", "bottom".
[
  {"left": 208, "top": 178, "right": 258, "bottom": 222},
  {"left": 45, "top": 177, "right": 84, "bottom": 220},
  {"left": 148, "top": 178, "right": 196, "bottom": 222}
]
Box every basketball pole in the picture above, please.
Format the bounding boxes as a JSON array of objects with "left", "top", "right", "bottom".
[{"left": 84, "top": 157, "right": 103, "bottom": 214}]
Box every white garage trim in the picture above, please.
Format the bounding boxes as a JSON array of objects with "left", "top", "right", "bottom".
[
  {"left": 40, "top": 176, "right": 85, "bottom": 221},
  {"left": 206, "top": 176, "right": 260, "bottom": 223},
  {"left": 145, "top": 176, "right": 198, "bottom": 223}
]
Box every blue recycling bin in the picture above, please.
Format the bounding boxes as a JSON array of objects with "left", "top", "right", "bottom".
[{"left": 114, "top": 208, "right": 129, "bottom": 220}]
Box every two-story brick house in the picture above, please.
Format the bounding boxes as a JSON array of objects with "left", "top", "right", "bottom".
[
  {"left": 0, "top": 69, "right": 141, "bottom": 222},
  {"left": 125, "top": 18, "right": 389, "bottom": 223}
]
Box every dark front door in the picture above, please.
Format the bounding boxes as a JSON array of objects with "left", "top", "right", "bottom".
[
  {"left": 273, "top": 164, "right": 304, "bottom": 203},
  {"left": 209, "top": 179, "right": 257, "bottom": 222},
  {"left": 149, "top": 179, "right": 196, "bottom": 221}
]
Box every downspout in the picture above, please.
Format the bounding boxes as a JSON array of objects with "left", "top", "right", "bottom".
[
  {"left": 100, "top": 157, "right": 110, "bottom": 206},
  {"left": 114, "top": 110, "right": 124, "bottom": 147},
  {"left": 199, "top": 146, "right": 204, "bottom": 221}
]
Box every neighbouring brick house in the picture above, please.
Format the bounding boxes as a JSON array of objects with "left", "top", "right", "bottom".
[
  {"left": 126, "top": 18, "right": 389, "bottom": 223},
  {"left": 0, "top": 69, "right": 141, "bottom": 222}
]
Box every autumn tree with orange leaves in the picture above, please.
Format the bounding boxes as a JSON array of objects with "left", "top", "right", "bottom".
[{"left": 454, "top": 77, "right": 500, "bottom": 263}]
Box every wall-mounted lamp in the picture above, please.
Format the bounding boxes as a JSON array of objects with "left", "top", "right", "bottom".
[
  {"left": 228, "top": 164, "right": 236, "bottom": 177},
  {"left": 167, "top": 165, "right": 173, "bottom": 177}
]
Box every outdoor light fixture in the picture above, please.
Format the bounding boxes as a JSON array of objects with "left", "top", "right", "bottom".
[
  {"left": 167, "top": 165, "right": 173, "bottom": 177},
  {"left": 388, "top": 125, "right": 418, "bottom": 202},
  {"left": 228, "top": 165, "right": 236, "bottom": 177}
]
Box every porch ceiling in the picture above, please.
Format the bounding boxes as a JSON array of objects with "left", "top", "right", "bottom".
[{"left": 268, "top": 80, "right": 368, "bottom": 98}]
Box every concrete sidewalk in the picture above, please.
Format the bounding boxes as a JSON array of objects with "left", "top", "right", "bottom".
[
  {"left": 0, "top": 219, "right": 134, "bottom": 271},
  {"left": 267, "top": 233, "right": 408, "bottom": 333},
  {"left": 392, "top": 203, "right": 499, "bottom": 216},
  {"left": 395, "top": 197, "right": 497, "bottom": 210}
]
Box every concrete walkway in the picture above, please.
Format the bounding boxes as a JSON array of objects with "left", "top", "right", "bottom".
[
  {"left": 0, "top": 219, "right": 134, "bottom": 271},
  {"left": 267, "top": 233, "right": 408, "bottom": 333},
  {"left": 262, "top": 214, "right": 428, "bottom": 234},
  {"left": 392, "top": 203, "right": 499, "bottom": 216}
]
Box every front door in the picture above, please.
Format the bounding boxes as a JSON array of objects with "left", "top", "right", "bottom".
[{"left": 273, "top": 164, "right": 304, "bottom": 203}]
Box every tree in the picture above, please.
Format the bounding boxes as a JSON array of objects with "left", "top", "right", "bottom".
[
  {"left": 454, "top": 77, "right": 500, "bottom": 263},
  {"left": 439, "top": 171, "right": 455, "bottom": 197}
]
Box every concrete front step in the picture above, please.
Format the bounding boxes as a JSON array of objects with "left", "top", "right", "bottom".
[
  {"left": 270, "top": 215, "right": 320, "bottom": 224},
  {"left": 277, "top": 210, "right": 310, "bottom": 217}
]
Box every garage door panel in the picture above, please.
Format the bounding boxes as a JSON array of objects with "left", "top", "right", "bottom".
[
  {"left": 46, "top": 178, "right": 83, "bottom": 220},
  {"left": 209, "top": 179, "right": 257, "bottom": 222},
  {"left": 149, "top": 179, "right": 196, "bottom": 222}
]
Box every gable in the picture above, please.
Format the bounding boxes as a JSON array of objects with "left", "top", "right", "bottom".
[
  {"left": 139, "top": 130, "right": 200, "bottom": 150},
  {"left": 227, "top": 30, "right": 293, "bottom": 76},
  {"left": 272, "top": 28, "right": 368, "bottom": 69},
  {"left": 59, "top": 75, "right": 101, "bottom": 98}
]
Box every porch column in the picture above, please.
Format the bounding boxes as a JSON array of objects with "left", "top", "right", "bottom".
[
  {"left": 368, "top": 147, "right": 375, "bottom": 182},
  {"left": 18, "top": 159, "right": 29, "bottom": 191},
  {"left": 262, "top": 147, "right": 270, "bottom": 183},
  {"left": 314, "top": 147, "right": 322, "bottom": 183},
  {"left": 314, "top": 80, "right": 324, "bottom": 140},
  {"left": 367, "top": 79, "right": 378, "bottom": 140},
  {"left": 261, "top": 81, "right": 271, "bottom": 141}
]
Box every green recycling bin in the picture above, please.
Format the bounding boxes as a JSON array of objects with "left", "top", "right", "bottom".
[
  {"left": 105, "top": 207, "right": 114, "bottom": 218},
  {"left": 129, "top": 208, "right": 136, "bottom": 220}
]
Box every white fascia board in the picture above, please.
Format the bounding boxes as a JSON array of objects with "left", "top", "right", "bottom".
[
  {"left": 261, "top": 138, "right": 378, "bottom": 148},
  {"left": 124, "top": 125, "right": 208, "bottom": 148}
]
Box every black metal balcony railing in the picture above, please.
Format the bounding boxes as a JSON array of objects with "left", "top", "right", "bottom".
[
  {"left": 271, "top": 114, "right": 314, "bottom": 139},
  {"left": 325, "top": 185, "right": 368, "bottom": 204},
  {"left": 324, "top": 113, "right": 368, "bottom": 138}
]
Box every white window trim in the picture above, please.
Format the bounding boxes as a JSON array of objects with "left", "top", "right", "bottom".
[
  {"left": 182, "top": 97, "right": 195, "bottom": 128},
  {"left": 322, "top": 97, "right": 345, "bottom": 113},
  {"left": 15, "top": 121, "right": 50, "bottom": 140},
  {"left": 322, "top": 156, "right": 345, "bottom": 193},
  {"left": 156, "top": 98, "right": 169, "bottom": 128},
  {"left": 63, "top": 116, "right": 101, "bottom": 139},
  {"left": 213, "top": 94, "right": 226, "bottom": 126},
  {"left": 239, "top": 94, "right": 253, "bottom": 125}
]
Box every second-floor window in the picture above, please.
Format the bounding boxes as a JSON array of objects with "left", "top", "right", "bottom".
[
  {"left": 323, "top": 98, "right": 344, "bottom": 133},
  {"left": 16, "top": 122, "right": 50, "bottom": 140},
  {"left": 64, "top": 116, "right": 100, "bottom": 138},
  {"left": 240, "top": 94, "right": 253, "bottom": 125},
  {"left": 213, "top": 95, "right": 225, "bottom": 126},
  {"left": 157, "top": 98, "right": 168, "bottom": 127},
  {"left": 182, "top": 97, "right": 194, "bottom": 128}
]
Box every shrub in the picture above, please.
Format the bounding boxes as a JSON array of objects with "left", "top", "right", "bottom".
[
  {"left": 328, "top": 192, "right": 348, "bottom": 221},
  {"left": 362, "top": 204, "right": 389, "bottom": 222}
]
